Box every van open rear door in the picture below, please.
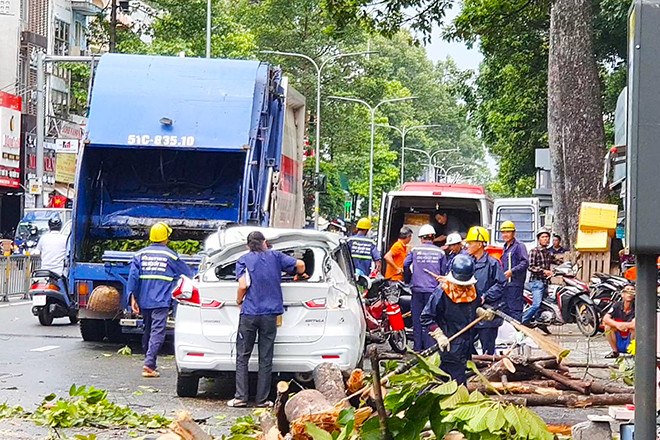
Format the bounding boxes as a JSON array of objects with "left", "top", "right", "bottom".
[
  {"left": 378, "top": 192, "right": 390, "bottom": 254},
  {"left": 491, "top": 198, "right": 540, "bottom": 251}
]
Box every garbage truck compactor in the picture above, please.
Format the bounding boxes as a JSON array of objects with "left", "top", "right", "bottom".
[{"left": 69, "top": 54, "right": 306, "bottom": 341}]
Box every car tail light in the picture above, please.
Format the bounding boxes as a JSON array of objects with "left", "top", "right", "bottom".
[
  {"left": 187, "top": 352, "right": 205, "bottom": 357},
  {"left": 172, "top": 276, "right": 200, "bottom": 306},
  {"left": 201, "top": 300, "right": 224, "bottom": 309},
  {"left": 304, "top": 298, "right": 327, "bottom": 309},
  {"left": 322, "top": 355, "right": 340, "bottom": 359},
  {"left": 76, "top": 281, "right": 92, "bottom": 308}
]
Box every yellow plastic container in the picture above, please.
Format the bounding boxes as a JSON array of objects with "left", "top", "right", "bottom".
[
  {"left": 578, "top": 202, "right": 618, "bottom": 231},
  {"left": 575, "top": 229, "right": 610, "bottom": 251}
]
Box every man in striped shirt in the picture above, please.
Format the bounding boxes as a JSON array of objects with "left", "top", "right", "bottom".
[{"left": 127, "top": 222, "right": 194, "bottom": 377}]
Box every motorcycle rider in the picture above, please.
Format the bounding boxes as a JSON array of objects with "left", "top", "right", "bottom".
[
  {"left": 127, "top": 222, "right": 194, "bottom": 378},
  {"left": 34, "top": 217, "right": 68, "bottom": 293},
  {"left": 500, "top": 221, "right": 529, "bottom": 321},
  {"left": 442, "top": 232, "right": 466, "bottom": 275},
  {"left": 403, "top": 224, "right": 446, "bottom": 351},
  {"left": 465, "top": 226, "right": 506, "bottom": 355},
  {"left": 421, "top": 254, "right": 479, "bottom": 384},
  {"left": 348, "top": 218, "right": 381, "bottom": 276},
  {"left": 522, "top": 227, "right": 562, "bottom": 325}
]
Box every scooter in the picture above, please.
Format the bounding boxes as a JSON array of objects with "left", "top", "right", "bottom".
[
  {"left": 523, "top": 262, "right": 600, "bottom": 337},
  {"left": 358, "top": 275, "right": 409, "bottom": 353},
  {"left": 30, "top": 270, "right": 78, "bottom": 326}
]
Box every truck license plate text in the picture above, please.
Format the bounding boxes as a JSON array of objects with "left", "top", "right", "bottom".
[{"left": 127, "top": 135, "right": 195, "bottom": 146}]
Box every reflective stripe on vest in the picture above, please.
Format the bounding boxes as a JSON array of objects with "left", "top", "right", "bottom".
[
  {"left": 139, "top": 274, "right": 174, "bottom": 282},
  {"left": 136, "top": 249, "right": 179, "bottom": 260}
]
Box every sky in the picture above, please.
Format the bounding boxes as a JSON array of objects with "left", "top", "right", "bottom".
[{"left": 422, "top": 8, "right": 483, "bottom": 72}]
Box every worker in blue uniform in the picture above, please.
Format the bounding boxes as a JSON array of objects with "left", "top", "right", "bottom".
[
  {"left": 500, "top": 221, "right": 529, "bottom": 321},
  {"left": 127, "top": 222, "right": 194, "bottom": 378},
  {"left": 404, "top": 224, "right": 446, "bottom": 352},
  {"left": 230, "top": 230, "right": 306, "bottom": 408},
  {"left": 421, "top": 254, "right": 483, "bottom": 384},
  {"left": 465, "top": 226, "right": 506, "bottom": 355},
  {"left": 348, "top": 218, "right": 381, "bottom": 276}
]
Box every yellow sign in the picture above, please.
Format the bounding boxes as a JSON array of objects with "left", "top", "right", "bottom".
[{"left": 55, "top": 153, "right": 76, "bottom": 184}]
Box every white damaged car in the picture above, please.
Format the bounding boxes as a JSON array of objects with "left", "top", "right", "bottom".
[{"left": 173, "top": 227, "right": 367, "bottom": 397}]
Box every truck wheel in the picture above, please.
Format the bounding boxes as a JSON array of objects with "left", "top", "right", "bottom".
[
  {"left": 80, "top": 319, "right": 105, "bottom": 342},
  {"left": 105, "top": 320, "right": 125, "bottom": 343},
  {"left": 69, "top": 313, "right": 79, "bottom": 324},
  {"left": 38, "top": 308, "right": 53, "bottom": 326},
  {"left": 176, "top": 374, "right": 199, "bottom": 398}
]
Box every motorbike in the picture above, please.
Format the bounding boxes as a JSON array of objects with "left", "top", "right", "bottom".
[
  {"left": 357, "top": 275, "right": 410, "bottom": 353},
  {"left": 29, "top": 270, "right": 78, "bottom": 326},
  {"left": 523, "top": 262, "right": 600, "bottom": 337},
  {"left": 15, "top": 225, "right": 40, "bottom": 255},
  {"left": 589, "top": 272, "right": 630, "bottom": 319}
]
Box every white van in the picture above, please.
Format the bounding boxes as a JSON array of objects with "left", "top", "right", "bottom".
[
  {"left": 490, "top": 197, "right": 542, "bottom": 251},
  {"left": 378, "top": 183, "right": 493, "bottom": 254}
]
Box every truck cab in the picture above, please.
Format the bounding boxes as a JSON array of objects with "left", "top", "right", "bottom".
[{"left": 378, "top": 182, "right": 493, "bottom": 255}]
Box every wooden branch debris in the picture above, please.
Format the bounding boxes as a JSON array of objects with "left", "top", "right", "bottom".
[
  {"left": 165, "top": 410, "right": 213, "bottom": 440},
  {"left": 491, "top": 392, "right": 634, "bottom": 407}
]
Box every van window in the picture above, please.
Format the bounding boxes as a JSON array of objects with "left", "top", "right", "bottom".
[{"left": 495, "top": 207, "right": 535, "bottom": 243}]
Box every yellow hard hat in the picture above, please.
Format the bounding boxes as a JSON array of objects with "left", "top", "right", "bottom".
[
  {"left": 150, "top": 222, "right": 172, "bottom": 242},
  {"left": 465, "top": 226, "right": 490, "bottom": 243},
  {"left": 356, "top": 218, "right": 372, "bottom": 230},
  {"left": 500, "top": 221, "right": 516, "bottom": 232}
]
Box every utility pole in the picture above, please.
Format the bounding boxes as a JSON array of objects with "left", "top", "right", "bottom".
[{"left": 109, "top": 0, "right": 117, "bottom": 53}]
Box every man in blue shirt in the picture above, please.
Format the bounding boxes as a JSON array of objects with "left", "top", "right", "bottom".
[
  {"left": 500, "top": 221, "right": 529, "bottom": 321},
  {"left": 229, "top": 231, "right": 306, "bottom": 408},
  {"left": 403, "top": 224, "right": 446, "bottom": 352},
  {"left": 348, "top": 218, "right": 381, "bottom": 276},
  {"left": 442, "top": 232, "right": 467, "bottom": 275},
  {"left": 127, "top": 222, "right": 194, "bottom": 378}
]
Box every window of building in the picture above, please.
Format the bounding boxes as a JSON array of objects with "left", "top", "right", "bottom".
[{"left": 54, "top": 19, "right": 70, "bottom": 56}]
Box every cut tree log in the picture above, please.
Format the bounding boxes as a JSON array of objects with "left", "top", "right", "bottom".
[
  {"left": 169, "top": 410, "right": 213, "bottom": 440},
  {"left": 284, "top": 389, "right": 333, "bottom": 422},
  {"left": 529, "top": 362, "right": 588, "bottom": 394},
  {"left": 467, "top": 382, "right": 563, "bottom": 396},
  {"left": 313, "top": 362, "right": 348, "bottom": 406},
  {"left": 492, "top": 392, "right": 634, "bottom": 407},
  {"left": 273, "top": 381, "right": 290, "bottom": 434}
]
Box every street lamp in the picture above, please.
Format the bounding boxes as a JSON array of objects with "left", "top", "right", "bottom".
[
  {"left": 377, "top": 124, "right": 444, "bottom": 186},
  {"left": 405, "top": 147, "right": 460, "bottom": 182},
  {"left": 329, "top": 96, "right": 416, "bottom": 218},
  {"left": 436, "top": 164, "right": 469, "bottom": 182},
  {"left": 260, "top": 50, "right": 375, "bottom": 228}
]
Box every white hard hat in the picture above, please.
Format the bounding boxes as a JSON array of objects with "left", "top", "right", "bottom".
[
  {"left": 418, "top": 224, "right": 436, "bottom": 238},
  {"left": 445, "top": 232, "right": 462, "bottom": 246}
]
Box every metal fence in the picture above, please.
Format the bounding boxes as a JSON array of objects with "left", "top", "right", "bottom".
[{"left": 0, "top": 256, "right": 41, "bottom": 302}]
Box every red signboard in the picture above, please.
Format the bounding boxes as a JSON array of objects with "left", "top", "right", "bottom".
[{"left": 0, "top": 91, "right": 21, "bottom": 188}]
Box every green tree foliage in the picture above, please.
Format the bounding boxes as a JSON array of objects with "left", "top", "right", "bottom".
[{"left": 86, "top": 0, "right": 486, "bottom": 220}]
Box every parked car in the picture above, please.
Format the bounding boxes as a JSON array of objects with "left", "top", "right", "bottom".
[{"left": 173, "top": 228, "right": 367, "bottom": 397}]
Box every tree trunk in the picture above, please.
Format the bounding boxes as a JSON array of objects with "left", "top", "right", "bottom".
[{"left": 547, "top": 0, "right": 606, "bottom": 247}]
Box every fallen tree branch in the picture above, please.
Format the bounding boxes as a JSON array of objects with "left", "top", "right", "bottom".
[{"left": 491, "top": 392, "right": 634, "bottom": 407}]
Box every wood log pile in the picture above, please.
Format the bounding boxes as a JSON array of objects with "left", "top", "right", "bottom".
[{"left": 467, "top": 354, "right": 633, "bottom": 407}]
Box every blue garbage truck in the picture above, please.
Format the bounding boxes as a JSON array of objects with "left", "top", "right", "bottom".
[{"left": 69, "top": 54, "right": 306, "bottom": 341}]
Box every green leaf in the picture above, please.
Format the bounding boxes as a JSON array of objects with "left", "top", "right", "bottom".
[
  {"left": 44, "top": 393, "right": 56, "bottom": 402},
  {"left": 337, "top": 407, "right": 355, "bottom": 426},
  {"left": 503, "top": 405, "right": 529, "bottom": 438},
  {"left": 440, "top": 385, "right": 470, "bottom": 409},
  {"left": 465, "top": 405, "right": 490, "bottom": 433},
  {"left": 484, "top": 405, "right": 505, "bottom": 432},
  {"left": 430, "top": 380, "right": 458, "bottom": 396},
  {"left": 359, "top": 416, "right": 383, "bottom": 440},
  {"left": 306, "top": 422, "right": 333, "bottom": 440},
  {"left": 429, "top": 402, "right": 451, "bottom": 440}
]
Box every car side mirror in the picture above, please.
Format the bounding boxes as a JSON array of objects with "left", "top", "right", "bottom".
[{"left": 355, "top": 273, "right": 372, "bottom": 289}]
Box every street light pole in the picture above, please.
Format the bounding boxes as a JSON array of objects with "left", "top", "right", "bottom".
[
  {"left": 378, "top": 124, "right": 444, "bottom": 186},
  {"left": 330, "top": 96, "right": 415, "bottom": 218},
  {"left": 205, "top": 0, "right": 211, "bottom": 58},
  {"left": 260, "top": 50, "right": 374, "bottom": 228}
]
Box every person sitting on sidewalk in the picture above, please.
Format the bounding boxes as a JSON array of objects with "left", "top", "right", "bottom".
[{"left": 602, "top": 283, "right": 636, "bottom": 359}]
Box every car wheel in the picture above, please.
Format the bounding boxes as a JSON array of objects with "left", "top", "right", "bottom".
[
  {"left": 38, "top": 307, "right": 53, "bottom": 326},
  {"left": 177, "top": 373, "right": 199, "bottom": 398},
  {"left": 388, "top": 329, "right": 407, "bottom": 354},
  {"left": 80, "top": 319, "right": 105, "bottom": 342}
]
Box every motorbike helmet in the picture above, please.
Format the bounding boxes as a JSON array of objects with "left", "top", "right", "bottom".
[
  {"left": 48, "top": 217, "right": 62, "bottom": 231},
  {"left": 418, "top": 224, "right": 436, "bottom": 238},
  {"left": 446, "top": 254, "right": 477, "bottom": 286}
]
